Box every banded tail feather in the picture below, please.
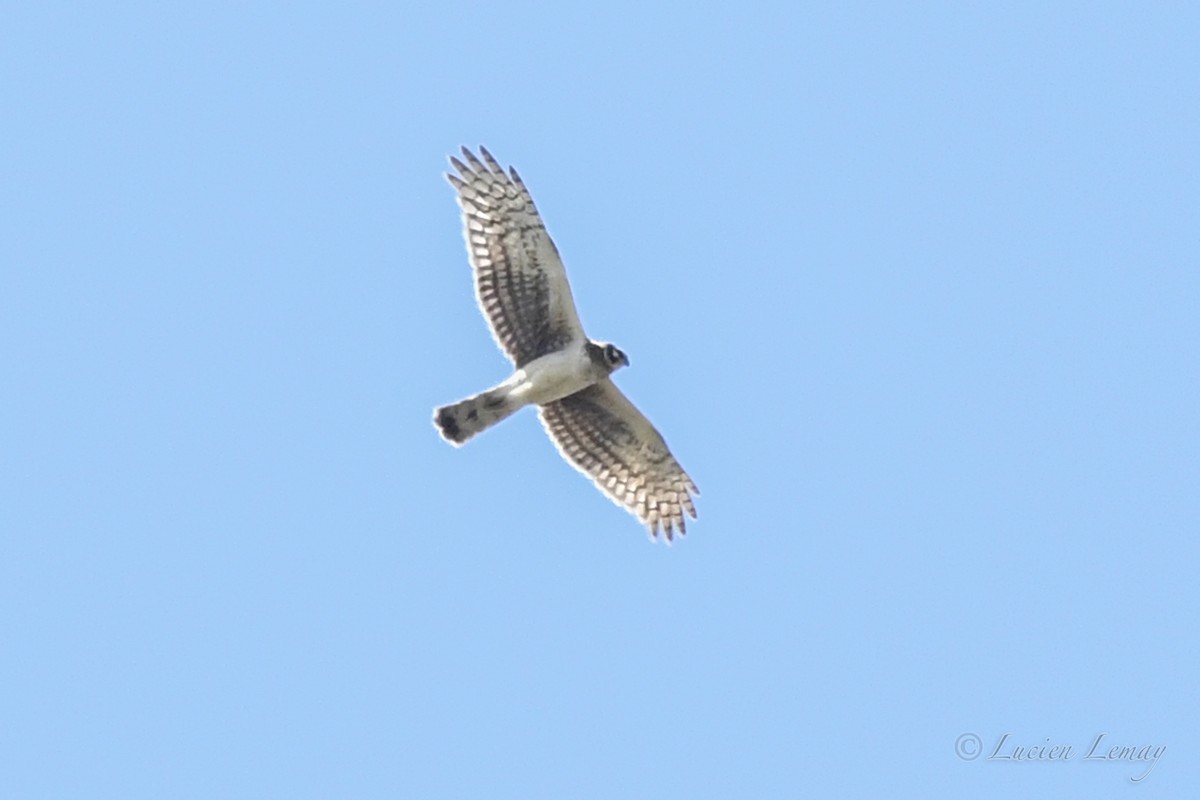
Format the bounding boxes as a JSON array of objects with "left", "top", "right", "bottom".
[{"left": 434, "top": 387, "right": 518, "bottom": 446}]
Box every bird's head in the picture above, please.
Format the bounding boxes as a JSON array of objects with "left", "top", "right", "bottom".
[{"left": 600, "top": 342, "right": 630, "bottom": 373}]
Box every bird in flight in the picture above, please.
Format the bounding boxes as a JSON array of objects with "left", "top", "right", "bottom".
[{"left": 433, "top": 147, "right": 698, "bottom": 540}]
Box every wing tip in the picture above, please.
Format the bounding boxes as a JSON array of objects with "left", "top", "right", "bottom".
[
  {"left": 462, "top": 146, "right": 487, "bottom": 172},
  {"left": 644, "top": 507, "right": 692, "bottom": 544},
  {"left": 449, "top": 154, "right": 470, "bottom": 177}
]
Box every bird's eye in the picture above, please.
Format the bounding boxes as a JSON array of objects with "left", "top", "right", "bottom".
[{"left": 606, "top": 345, "right": 620, "bottom": 363}]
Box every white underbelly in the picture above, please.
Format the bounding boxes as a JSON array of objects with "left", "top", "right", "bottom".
[{"left": 513, "top": 347, "right": 595, "bottom": 406}]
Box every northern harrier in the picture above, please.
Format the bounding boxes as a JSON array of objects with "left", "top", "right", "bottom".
[{"left": 433, "top": 147, "right": 698, "bottom": 540}]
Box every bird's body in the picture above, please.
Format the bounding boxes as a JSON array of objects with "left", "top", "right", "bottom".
[
  {"left": 436, "top": 342, "right": 615, "bottom": 444},
  {"left": 433, "top": 147, "right": 697, "bottom": 540}
]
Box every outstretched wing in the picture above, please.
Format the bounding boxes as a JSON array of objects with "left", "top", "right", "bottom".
[
  {"left": 539, "top": 381, "right": 698, "bottom": 541},
  {"left": 446, "top": 147, "right": 585, "bottom": 367}
]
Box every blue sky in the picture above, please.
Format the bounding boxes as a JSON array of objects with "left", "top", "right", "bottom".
[{"left": 2, "top": 2, "right": 1197, "bottom": 797}]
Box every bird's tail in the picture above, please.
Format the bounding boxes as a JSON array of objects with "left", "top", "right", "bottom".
[{"left": 434, "top": 386, "right": 520, "bottom": 446}]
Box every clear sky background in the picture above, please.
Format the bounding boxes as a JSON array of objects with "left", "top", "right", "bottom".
[{"left": 2, "top": 2, "right": 1196, "bottom": 798}]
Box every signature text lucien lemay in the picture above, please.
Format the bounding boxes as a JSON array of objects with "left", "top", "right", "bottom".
[{"left": 987, "top": 732, "right": 1165, "bottom": 782}]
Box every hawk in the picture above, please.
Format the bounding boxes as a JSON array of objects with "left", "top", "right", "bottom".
[{"left": 433, "top": 146, "right": 698, "bottom": 540}]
